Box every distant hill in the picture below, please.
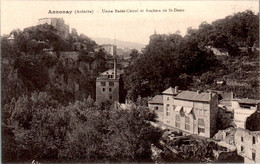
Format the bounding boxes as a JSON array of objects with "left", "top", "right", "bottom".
[{"left": 91, "top": 37, "right": 145, "bottom": 51}]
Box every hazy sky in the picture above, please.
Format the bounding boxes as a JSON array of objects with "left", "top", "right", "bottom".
[{"left": 1, "top": 1, "right": 258, "bottom": 45}]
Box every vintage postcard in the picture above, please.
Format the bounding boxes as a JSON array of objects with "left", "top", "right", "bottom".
[{"left": 1, "top": 0, "right": 259, "bottom": 163}]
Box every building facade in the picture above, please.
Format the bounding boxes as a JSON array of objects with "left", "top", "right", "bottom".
[
  {"left": 233, "top": 99, "right": 260, "bottom": 130},
  {"left": 148, "top": 95, "right": 164, "bottom": 122},
  {"left": 235, "top": 128, "right": 260, "bottom": 163},
  {"left": 101, "top": 44, "right": 117, "bottom": 57},
  {"left": 163, "top": 88, "right": 218, "bottom": 138},
  {"left": 38, "top": 18, "right": 70, "bottom": 38},
  {"left": 162, "top": 86, "right": 180, "bottom": 128},
  {"left": 96, "top": 68, "right": 123, "bottom": 104}
]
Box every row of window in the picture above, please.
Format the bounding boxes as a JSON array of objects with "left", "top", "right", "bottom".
[
  {"left": 166, "top": 115, "right": 205, "bottom": 132},
  {"left": 101, "top": 82, "right": 114, "bottom": 86},
  {"left": 166, "top": 113, "right": 205, "bottom": 126}
]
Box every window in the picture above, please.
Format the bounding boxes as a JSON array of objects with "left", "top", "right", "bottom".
[
  {"left": 167, "top": 120, "right": 170, "bottom": 124},
  {"left": 154, "top": 106, "right": 158, "bottom": 110},
  {"left": 198, "top": 118, "right": 205, "bottom": 134},
  {"left": 175, "top": 121, "right": 180, "bottom": 128},
  {"left": 198, "top": 119, "right": 205, "bottom": 126},
  {"left": 185, "top": 116, "right": 190, "bottom": 123},
  {"left": 198, "top": 127, "right": 205, "bottom": 133},
  {"left": 109, "top": 94, "right": 112, "bottom": 100},
  {"left": 252, "top": 152, "right": 256, "bottom": 160},
  {"left": 109, "top": 88, "right": 112, "bottom": 92},
  {"left": 109, "top": 82, "right": 114, "bottom": 86},
  {"left": 241, "top": 146, "right": 244, "bottom": 152},
  {"left": 175, "top": 114, "right": 180, "bottom": 128},
  {"left": 199, "top": 109, "right": 203, "bottom": 116},
  {"left": 176, "top": 114, "right": 180, "bottom": 121},
  {"left": 202, "top": 110, "right": 206, "bottom": 116},
  {"left": 185, "top": 116, "right": 190, "bottom": 130},
  {"left": 101, "top": 82, "right": 106, "bottom": 86},
  {"left": 166, "top": 104, "right": 170, "bottom": 116},
  {"left": 167, "top": 97, "right": 170, "bottom": 101},
  {"left": 102, "top": 88, "right": 105, "bottom": 92},
  {"left": 185, "top": 124, "right": 190, "bottom": 130},
  {"left": 253, "top": 136, "right": 255, "bottom": 144},
  {"left": 241, "top": 137, "right": 243, "bottom": 142}
]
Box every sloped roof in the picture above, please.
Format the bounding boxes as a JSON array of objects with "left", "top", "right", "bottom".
[
  {"left": 162, "top": 87, "right": 180, "bottom": 95},
  {"left": 175, "top": 91, "right": 216, "bottom": 102},
  {"left": 149, "top": 95, "right": 163, "bottom": 104},
  {"left": 101, "top": 69, "right": 123, "bottom": 75},
  {"left": 238, "top": 99, "right": 260, "bottom": 105}
]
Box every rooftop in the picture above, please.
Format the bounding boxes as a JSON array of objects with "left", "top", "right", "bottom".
[
  {"left": 175, "top": 91, "right": 216, "bottom": 102},
  {"left": 149, "top": 95, "right": 163, "bottom": 104},
  {"left": 100, "top": 69, "right": 123, "bottom": 75},
  {"left": 97, "top": 69, "right": 123, "bottom": 80},
  {"left": 238, "top": 98, "right": 260, "bottom": 105},
  {"left": 162, "top": 87, "right": 181, "bottom": 95}
]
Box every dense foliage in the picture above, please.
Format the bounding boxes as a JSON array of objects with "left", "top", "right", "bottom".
[
  {"left": 124, "top": 10, "right": 259, "bottom": 100},
  {"left": 2, "top": 92, "right": 162, "bottom": 163},
  {"left": 1, "top": 24, "right": 109, "bottom": 106}
]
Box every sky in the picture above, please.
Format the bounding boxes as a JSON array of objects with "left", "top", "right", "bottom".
[{"left": 1, "top": 0, "right": 258, "bottom": 45}]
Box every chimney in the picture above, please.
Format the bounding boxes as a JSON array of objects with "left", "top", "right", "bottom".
[
  {"left": 114, "top": 58, "right": 117, "bottom": 79},
  {"left": 231, "top": 91, "right": 233, "bottom": 100},
  {"left": 209, "top": 92, "right": 212, "bottom": 99},
  {"left": 175, "top": 86, "right": 178, "bottom": 93}
]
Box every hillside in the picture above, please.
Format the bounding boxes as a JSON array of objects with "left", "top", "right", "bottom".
[
  {"left": 123, "top": 10, "right": 259, "bottom": 100},
  {"left": 1, "top": 24, "right": 111, "bottom": 106}
]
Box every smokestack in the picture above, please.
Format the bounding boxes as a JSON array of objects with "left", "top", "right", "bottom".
[
  {"left": 175, "top": 86, "right": 178, "bottom": 93},
  {"left": 114, "top": 58, "right": 117, "bottom": 79}
]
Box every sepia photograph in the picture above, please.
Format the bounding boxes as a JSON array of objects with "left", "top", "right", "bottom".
[{"left": 1, "top": 0, "right": 259, "bottom": 163}]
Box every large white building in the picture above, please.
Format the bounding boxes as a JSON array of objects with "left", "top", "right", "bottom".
[{"left": 161, "top": 87, "right": 219, "bottom": 138}]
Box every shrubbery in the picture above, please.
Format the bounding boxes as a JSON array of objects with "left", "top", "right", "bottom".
[{"left": 2, "top": 92, "right": 162, "bottom": 163}]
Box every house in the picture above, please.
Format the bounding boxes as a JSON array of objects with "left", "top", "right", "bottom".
[
  {"left": 101, "top": 44, "right": 117, "bottom": 57},
  {"left": 96, "top": 66, "right": 124, "bottom": 104},
  {"left": 233, "top": 99, "right": 260, "bottom": 131},
  {"left": 38, "top": 18, "right": 70, "bottom": 38},
  {"left": 148, "top": 95, "right": 164, "bottom": 122},
  {"left": 235, "top": 128, "right": 260, "bottom": 163},
  {"left": 163, "top": 88, "right": 218, "bottom": 138}
]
